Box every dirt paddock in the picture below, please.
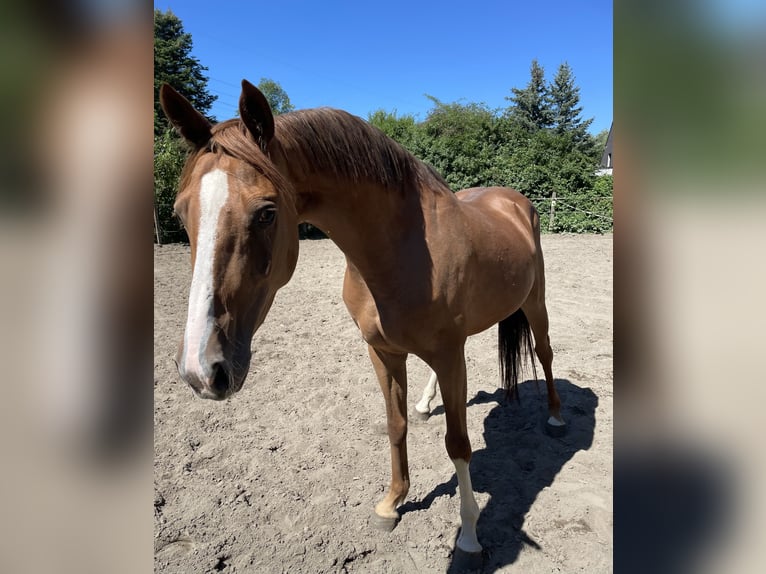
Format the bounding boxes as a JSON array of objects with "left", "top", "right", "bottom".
[{"left": 154, "top": 234, "right": 613, "bottom": 573}]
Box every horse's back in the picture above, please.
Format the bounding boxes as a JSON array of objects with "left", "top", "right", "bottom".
[
  {"left": 457, "top": 185, "right": 535, "bottom": 216},
  {"left": 456, "top": 186, "right": 538, "bottom": 252}
]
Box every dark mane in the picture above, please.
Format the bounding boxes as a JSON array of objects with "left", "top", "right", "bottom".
[
  {"left": 178, "top": 109, "right": 449, "bottom": 197},
  {"left": 274, "top": 108, "right": 449, "bottom": 193}
]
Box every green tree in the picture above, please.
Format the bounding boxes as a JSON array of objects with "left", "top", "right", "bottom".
[
  {"left": 548, "top": 63, "right": 592, "bottom": 134},
  {"left": 593, "top": 128, "right": 610, "bottom": 157},
  {"left": 414, "top": 96, "right": 504, "bottom": 190},
  {"left": 547, "top": 63, "right": 595, "bottom": 156},
  {"left": 154, "top": 9, "right": 216, "bottom": 135},
  {"left": 366, "top": 61, "right": 608, "bottom": 233},
  {"left": 506, "top": 59, "right": 552, "bottom": 132},
  {"left": 257, "top": 78, "right": 295, "bottom": 115},
  {"left": 506, "top": 129, "right": 589, "bottom": 196},
  {"left": 505, "top": 128, "right": 606, "bottom": 232},
  {"left": 368, "top": 109, "right": 419, "bottom": 150}
]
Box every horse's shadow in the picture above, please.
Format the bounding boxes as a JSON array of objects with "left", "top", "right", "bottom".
[{"left": 400, "top": 379, "right": 598, "bottom": 572}]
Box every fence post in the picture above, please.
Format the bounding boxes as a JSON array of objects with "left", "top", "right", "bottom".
[
  {"left": 548, "top": 190, "right": 556, "bottom": 233},
  {"left": 154, "top": 202, "right": 163, "bottom": 246}
]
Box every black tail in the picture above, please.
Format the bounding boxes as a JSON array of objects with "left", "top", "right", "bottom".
[{"left": 498, "top": 309, "right": 537, "bottom": 401}]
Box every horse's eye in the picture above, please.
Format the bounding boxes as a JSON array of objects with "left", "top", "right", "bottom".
[{"left": 253, "top": 206, "right": 276, "bottom": 228}]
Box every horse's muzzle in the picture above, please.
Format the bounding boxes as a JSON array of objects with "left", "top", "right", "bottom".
[
  {"left": 194, "top": 362, "right": 233, "bottom": 400},
  {"left": 174, "top": 354, "right": 235, "bottom": 401},
  {"left": 174, "top": 335, "right": 250, "bottom": 401}
]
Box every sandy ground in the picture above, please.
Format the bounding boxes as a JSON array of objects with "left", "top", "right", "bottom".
[{"left": 154, "top": 234, "right": 613, "bottom": 573}]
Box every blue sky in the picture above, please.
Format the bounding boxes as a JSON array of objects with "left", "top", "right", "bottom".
[{"left": 155, "top": 0, "right": 613, "bottom": 134}]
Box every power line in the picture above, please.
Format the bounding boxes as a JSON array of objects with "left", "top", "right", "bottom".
[{"left": 208, "top": 76, "right": 241, "bottom": 90}]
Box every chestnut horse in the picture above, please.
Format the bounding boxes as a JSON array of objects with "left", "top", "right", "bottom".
[{"left": 160, "top": 80, "right": 564, "bottom": 564}]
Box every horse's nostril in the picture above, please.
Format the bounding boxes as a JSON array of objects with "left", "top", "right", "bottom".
[{"left": 210, "top": 363, "right": 229, "bottom": 395}]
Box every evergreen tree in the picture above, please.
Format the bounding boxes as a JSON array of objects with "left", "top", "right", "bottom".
[
  {"left": 154, "top": 9, "right": 216, "bottom": 135},
  {"left": 506, "top": 59, "right": 552, "bottom": 132},
  {"left": 547, "top": 63, "right": 594, "bottom": 153}
]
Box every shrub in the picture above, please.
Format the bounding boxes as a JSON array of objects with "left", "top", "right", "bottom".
[{"left": 154, "top": 129, "right": 188, "bottom": 243}]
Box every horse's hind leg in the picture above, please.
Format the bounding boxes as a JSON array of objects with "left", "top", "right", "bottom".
[
  {"left": 522, "top": 296, "right": 565, "bottom": 430},
  {"left": 414, "top": 370, "right": 438, "bottom": 420},
  {"left": 367, "top": 345, "right": 410, "bottom": 531}
]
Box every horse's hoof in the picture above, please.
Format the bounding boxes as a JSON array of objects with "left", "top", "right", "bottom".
[
  {"left": 545, "top": 416, "right": 567, "bottom": 437},
  {"left": 412, "top": 409, "right": 430, "bottom": 423},
  {"left": 370, "top": 512, "right": 399, "bottom": 532},
  {"left": 452, "top": 547, "right": 483, "bottom": 572}
]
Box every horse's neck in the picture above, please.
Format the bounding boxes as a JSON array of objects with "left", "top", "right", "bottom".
[
  {"left": 269, "top": 130, "right": 454, "bottom": 293},
  {"left": 299, "top": 174, "right": 419, "bottom": 243},
  {"left": 292, "top": 171, "right": 435, "bottom": 293}
]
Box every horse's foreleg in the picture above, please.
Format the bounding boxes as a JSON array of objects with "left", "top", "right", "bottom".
[
  {"left": 367, "top": 345, "right": 410, "bottom": 531},
  {"left": 432, "top": 347, "right": 483, "bottom": 565},
  {"left": 414, "top": 370, "right": 438, "bottom": 419}
]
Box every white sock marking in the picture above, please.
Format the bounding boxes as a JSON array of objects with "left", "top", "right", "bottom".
[
  {"left": 452, "top": 458, "right": 482, "bottom": 553},
  {"left": 183, "top": 169, "right": 229, "bottom": 378},
  {"left": 415, "top": 370, "right": 438, "bottom": 414}
]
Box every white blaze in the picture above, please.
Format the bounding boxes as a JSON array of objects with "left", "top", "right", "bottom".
[{"left": 183, "top": 169, "right": 229, "bottom": 378}]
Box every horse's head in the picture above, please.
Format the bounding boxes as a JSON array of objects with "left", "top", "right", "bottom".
[{"left": 160, "top": 81, "right": 299, "bottom": 400}]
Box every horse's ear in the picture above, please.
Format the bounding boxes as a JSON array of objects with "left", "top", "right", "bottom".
[
  {"left": 159, "top": 84, "right": 212, "bottom": 148},
  {"left": 239, "top": 79, "right": 275, "bottom": 151}
]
